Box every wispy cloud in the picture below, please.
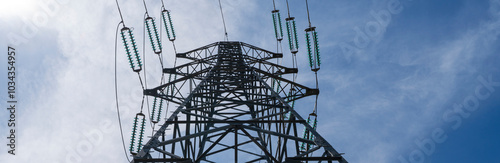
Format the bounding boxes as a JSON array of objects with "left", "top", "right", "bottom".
[{"left": 314, "top": 0, "right": 500, "bottom": 162}]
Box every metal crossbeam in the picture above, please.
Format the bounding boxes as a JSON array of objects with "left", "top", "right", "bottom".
[{"left": 134, "top": 42, "right": 347, "bottom": 163}]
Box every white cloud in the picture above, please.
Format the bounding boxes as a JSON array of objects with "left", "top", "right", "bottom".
[{"left": 316, "top": 0, "right": 500, "bottom": 162}]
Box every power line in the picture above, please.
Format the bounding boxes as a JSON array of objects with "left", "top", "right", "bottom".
[
  {"left": 272, "top": 0, "right": 277, "bottom": 10},
  {"left": 218, "top": 0, "right": 229, "bottom": 41},
  {"left": 141, "top": 11, "right": 155, "bottom": 130},
  {"left": 305, "top": 0, "right": 312, "bottom": 27},
  {"left": 160, "top": 0, "right": 179, "bottom": 125},
  {"left": 115, "top": 0, "right": 125, "bottom": 26},
  {"left": 142, "top": 0, "right": 150, "bottom": 16},
  {"left": 286, "top": 0, "right": 291, "bottom": 18},
  {"left": 114, "top": 21, "right": 132, "bottom": 163}
]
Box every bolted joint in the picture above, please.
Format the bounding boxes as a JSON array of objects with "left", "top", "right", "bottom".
[
  {"left": 273, "top": 53, "right": 283, "bottom": 58},
  {"left": 284, "top": 68, "right": 298, "bottom": 74},
  {"left": 285, "top": 17, "right": 295, "bottom": 21},
  {"left": 306, "top": 89, "right": 320, "bottom": 96},
  {"left": 176, "top": 53, "right": 187, "bottom": 58},
  {"left": 305, "top": 26, "right": 316, "bottom": 32},
  {"left": 144, "top": 89, "right": 158, "bottom": 96},
  {"left": 163, "top": 68, "right": 177, "bottom": 74}
]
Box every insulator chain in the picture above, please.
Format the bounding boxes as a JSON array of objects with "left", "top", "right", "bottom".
[
  {"left": 145, "top": 17, "right": 162, "bottom": 54},
  {"left": 285, "top": 0, "right": 299, "bottom": 54},
  {"left": 272, "top": 10, "right": 284, "bottom": 42},
  {"left": 120, "top": 27, "right": 142, "bottom": 72},
  {"left": 300, "top": 113, "right": 318, "bottom": 151},
  {"left": 162, "top": 9, "right": 176, "bottom": 41},
  {"left": 115, "top": 0, "right": 183, "bottom": 161},
  {"left": 286, "top": 17, "right": 299, "bottom": 54},
  {"left": 151, "top": 97, "right": 164, "bottom": 123},
  {"left": 130, "top": 113, "right": 146, "bottom": 155},
  {"left": 305, "top": 27, "right": 320, "bottom": 71}
]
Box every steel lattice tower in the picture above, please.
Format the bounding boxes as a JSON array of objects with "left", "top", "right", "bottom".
[{"left": 132, "top": 42, "right": 347, "bottom": 163}]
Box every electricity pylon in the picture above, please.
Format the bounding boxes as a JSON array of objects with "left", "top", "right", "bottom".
[{"left": 134, "top": 41, "right": 347, "bottom": 163}]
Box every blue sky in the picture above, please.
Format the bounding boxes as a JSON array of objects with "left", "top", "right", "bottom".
[{"left": 1, "top": 0, "right": 499, "bottom": 162}]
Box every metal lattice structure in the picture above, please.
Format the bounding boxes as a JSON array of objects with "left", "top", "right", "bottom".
[{"left": 133, "top": 41, "right": 347, "bottom": 163}]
